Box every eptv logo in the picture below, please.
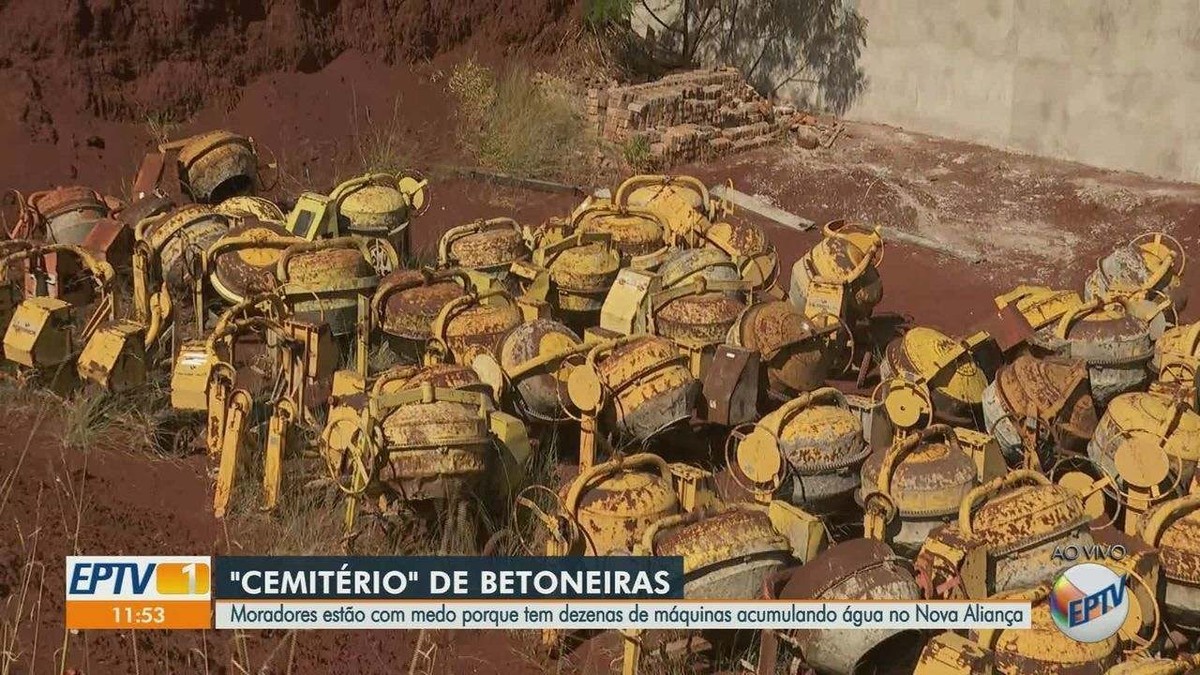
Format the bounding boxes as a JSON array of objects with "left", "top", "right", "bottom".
[
  {"left": 1048, "top": 562, "right": 1129, "bottom": 642},
  {"left": 66, "top": 556, "right": 210, "bottom": 599}
]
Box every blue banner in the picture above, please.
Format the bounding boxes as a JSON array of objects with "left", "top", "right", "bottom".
[{"left": 213, "top": 556, "right": 684, "bottom": 600}]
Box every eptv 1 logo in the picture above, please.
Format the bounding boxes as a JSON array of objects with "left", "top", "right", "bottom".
[{"left": 66, "top": 556, "right": 212, "bottom": 630}]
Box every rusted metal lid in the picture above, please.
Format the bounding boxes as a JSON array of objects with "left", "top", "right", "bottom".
[
  {"left": 577, "top": 211, "right": 664, "bottom": 258},
  {"left": 379, "top": 270, "right": 466, "bottom": 339},
  {"left": 656, "top": 293, "right": 745, "bottom": 347},
  {"left": 211, "top": 220, "right": 296, "bottom": 300},
  {"left": 653, "top": 508, "right": 788, "bottom": 574},
  {"left": 970, "top": 484, "right": 1088, "bottom": 555},
  {"left": 548, "top": 242, "right": 619, "bottom": 292},
  {"left": 448, "top": 227, "right": 528, "bottom": 270}
]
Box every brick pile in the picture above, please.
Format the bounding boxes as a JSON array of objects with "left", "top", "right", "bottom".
[{"left": 586, "top": 68, "right": 788, "bottom": 167}]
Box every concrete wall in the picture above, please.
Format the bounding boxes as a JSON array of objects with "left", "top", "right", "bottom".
[{"left": 633, "top": 0, "right": 1200, "bottom": 182}]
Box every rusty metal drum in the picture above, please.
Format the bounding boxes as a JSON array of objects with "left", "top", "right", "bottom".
[
  {"left": 1088, "top": 392, "right": 1200, "bottom": 489},
  {"left": 137, "top": 204, "right": 232, "bottom": 294},
  {"left": 593, "top": 335, "right": 700, "bottom": 443},
  {"left": 775, "top": 538, "right": 922, "bottom": 675},
  {"left": 277, "top": 238, "right": 385, "bottom": 336},
  {"left": 496, "top": 318, "right": 582, "bottom": 423},
  {"left": 208, "top": 219, "right": 300, "bottom": 304},
  {"left": 643, "top": 505, "right": 790, "bottom": 599},
  {"left": 881, "top": 326, "right": 988, "bottom": 428},
  {"left": 573, "top": 205, "right": 668, "bottom": 264},
  {"left": 28, "top": 186, "right": 111, "bottom": 245},
  {"left": 727, "top": 300, "right": 836, "bottom": 401},
  {"left": 658, "top": 247, "right": 741, "bottom": 290},
  {"left": 178, "top": 131, "right": 259, "bottom": 203},
  {"left": 789, "top": 219, "right": 884, "bottom": 323},
  {"left": 1029, "top": 299, "right": 1153, "bottom": 408},
  {"left": 376, "top": 269, "right": 468, "bottom": 349},
  {"left": 1142, "top": 496, "right": 1200, "bottom": 636},
  {"left": 561, "top": 454, "right": 681, "bottom": 556}
]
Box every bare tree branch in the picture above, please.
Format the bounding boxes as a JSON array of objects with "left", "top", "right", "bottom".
[{"left": 640, "top": 0, "right": 684, "bottom": 35}]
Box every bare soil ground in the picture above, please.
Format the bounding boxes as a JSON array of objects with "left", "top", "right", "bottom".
[{"left": 1, "top": 6, "right": 1199, "bottom": 672}]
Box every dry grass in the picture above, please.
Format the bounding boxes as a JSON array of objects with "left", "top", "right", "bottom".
[{"left": 448, "top": 60, "right": 605, "bottom": 183}]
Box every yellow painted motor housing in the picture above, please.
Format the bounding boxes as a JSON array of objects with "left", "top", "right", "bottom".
[
  {"left": 561, "top": 454, "right": 681, "bottom": 556},
  {"left": 642, "top": 504, "right": 791, "bottom": 599},
  {"left": 1089, "top": 392, "right": 1200, "bottom": 489},
  {"left": 170, "top": 340, "right": 218, "bottom": 412},
  {"left": 881, "top": 326, "right": 988, "bottom": 427},
  {"left": 177, "top": 131, "right": 259, "bottom": 203},
  {"left": 77, "top": 319, "right": 147, "bottom": 393},
  {"left": 4, "top": 296, "right": 73, "bottom": 368},
  {"left": 594, "top": 335, "right": 699, "bottom": 443},
  {"left": 995, "top": 285, "right": 1085, "bottom": 332}
]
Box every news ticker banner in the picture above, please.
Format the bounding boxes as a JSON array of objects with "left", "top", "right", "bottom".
[{"left": 66, "top": 555, "right": 1032, "bottom": 631}]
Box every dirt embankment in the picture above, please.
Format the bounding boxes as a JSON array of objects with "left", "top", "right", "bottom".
[{"left": 0, "top": 0, "right": 580, "bottom": 193}]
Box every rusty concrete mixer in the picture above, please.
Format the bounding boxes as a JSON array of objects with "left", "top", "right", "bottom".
[
  {"left": 134, "top": 204, "right": 233, "bottom": 304},
  {"left": 436, "top": 217, "right": 531, "bottom": 292},
  {"left": 788, "top": 219, "right": 884, "bottom": 330},
  {"left": 981, "top": 353, "right": 1099, "bottom": 471},
  {"left": 512, "top": 231, "right": 621, "bottom": 331},
  {"left": 730, "top": 387, "right": 871, "bottom": 518},
  {"left": 912, "top": 585, "right": 1124, "bottom": 675},
  {"left": 562, "top": 334, "right": 700, "bottom": 465},
  {"left": 725, "top": 299, "right": 845, "bottom": 407},
  {"left": 1027, "top": 296, "right": 1155, "bottom": 408},
  {"left": 879, "top": 326, "right": 991, "bottom": 428},
  {"left": 321, "top": 363, "right": 530, "bottom": 551},
  {"left": 570, "top": 204, "right": 672, "bottom": 270},
  {"left": 6, "top": 185, "right": 120, "bottom": 245},
  {"left": 753, "top": 538, "right": 924, "bottom": 675},
  {"left": 213, "top": 195, "right": 287, "bottom": 222},
  {"left": 423, "top": 288, "right": 525, "bottom": 368},
  {"left": 1139, "top": 494, "right": 1200, "bottom": 641},
  {"left": 371, "top": 267, "right": 470, "bottom": 363},
  {"left": 1088, "top": 391, "right": 1200, "bottom": 499},
  {"left": 470, "top": 317, "right": 586, "bottom": 425},
  {"left": 1151, "top": 321, "right": 1200, "bottom": 408},
  {"left": 1086, "top": 232, "right": 1188, "bottom": 316}
]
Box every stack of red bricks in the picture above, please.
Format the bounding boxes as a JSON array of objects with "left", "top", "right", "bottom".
[{"left": 586, "top": 68, "right": 787, "bottom": 167}]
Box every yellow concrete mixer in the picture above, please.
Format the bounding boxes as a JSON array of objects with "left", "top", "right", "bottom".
[
  {"left": 1139, "top": 494, "right": 1200, "bottom": 638},
  {"left": 371, "top": 267, "right": 470, "bottom": 362},
  {"left": 570, "top": 203, "right": 671, "bottom": 269},
  {"left": 880, "top": 326, "right": 991, "bottom": 428},
  {"left": 732, "top": 387, "right": 871, "bottom": 517},
  {"left": 981, "top": 353, "right": 1098, "bottom": 470},
  {"left": 322, "top": 363, "right": 530, "bottom": 549},
  {"left": 171, "top": 131, "right": 265, "bottom": 203},
  {"left": 470, "top": 317, "right": 585, "bottom": 425},
  {"left": 605, "top": 174, "right": 729, "bottom": 246},
  {"left": 915, "top": 471, "right": 1095, "bottom": 598},
  {"left": 436, "top": 217, "right": 530, "bottom": 290},
  {"left": 1, "top": 244, "right": 117, "bottom": 393},
  {"left": 700, "top": 216, "right": 780, "bottom": 294},
  {"left": 423, "top": 288, "right": 525, "bottom": 367},
  {"left": 205, "top": 219, "right": 302, "bottom": 305},
  {"left": 788, "top": 219, "right": 884, "bottom": 326},
  {"left": 912, "top": 585, "right": 1124, "bottom": 675},
  {"left": 284, "top": 172, "right": 429, "bottom": 268},
  {"left": 213, "top": 195, "right": 287, "bottom": 222},
  {"left": 754, "top": 538, "right": 924, "bottom": 675},
  {"left": 1088, "top": 392, "right": 1200, "bottom": 499},
  {"left": 1151, "top": 321, "right": 1200, "bottom": 408},
  {"left": 135, "top": 204, "right": 233, "bottom": 298},
  {"left": 512, "top": 231, "right": 621, "bottom": 330},
  {"left": 1086, "top": 232, "right": 1188, "bottom": 315},
  {"left": 563, "top": 334, "right": 700, "bottom": 464},
  {"left": 1028, "top": 296, "right": 1154, "bottom": 407}
]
